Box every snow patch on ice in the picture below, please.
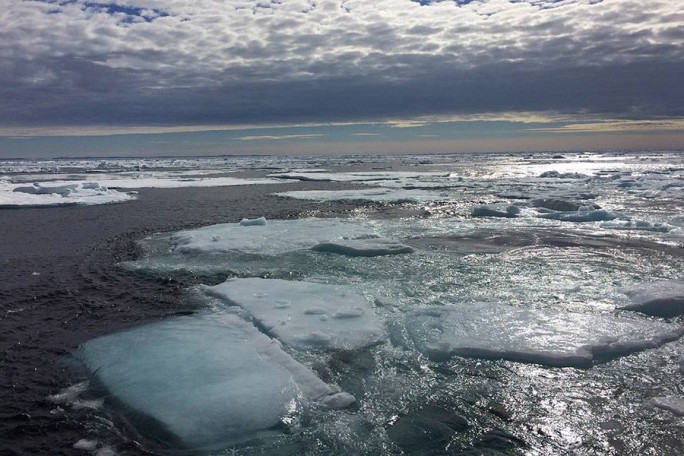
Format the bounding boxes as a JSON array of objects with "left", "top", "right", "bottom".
[
  {"left": 205, "top": 278, "right": 385, "bottom": 350},
  {"left": 240, "top": 216, "right": 267, "bottom": 226},
  {"left": 406, "top": 303, "right": 684, "bottom": 367},
  {"left": 73, "top": 313, "right": 353, "bottom": 449}
]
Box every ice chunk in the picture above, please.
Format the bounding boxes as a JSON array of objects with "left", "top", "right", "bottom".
[
  {"left": 406, "top": 303, "right": 684, "bottom": 367},
  {"left": 73, "top": 313, "right": 352, "bottom": 450},
  {"left": 620, "top": 280, "right": 684, "bottom": 317},
  {"left": 205, "top": 278, "right": 385, "bottom": 350},
  {"left": 600, "top": 220, "right": 671, "bottom": 233},
  {"left": 538, "top": 171, "right": 588, "bottom": 179},
  {"left": 171, "top": 218, "right": 376, "bottom": 255},
  {"left": 650, "top": 397, "right": 684, "bottom": 416},
  {"left": 538, "top": 208, "right": 617, "bottom": 222},
  {"left": 274, "top": 188, "right": 450, "bottom": 203},
  {"left": 240, "top": 216, "right": 267, "bottom": 226},
  {"left": 471, "top": 204, "right": 520, "bottom": 218},
  {"left": 311, "top": 238, "right": 414, "bottom": 257},
  {"left": 531, "top": 198, "right": 587, "bottom": 212}
]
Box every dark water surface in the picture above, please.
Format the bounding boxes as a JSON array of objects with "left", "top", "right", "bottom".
[{"left": 0, "top": 181, "right": 365, "bottom": 455}]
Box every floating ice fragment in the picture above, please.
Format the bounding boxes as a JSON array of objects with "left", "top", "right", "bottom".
[
  {"left": 311, "top": 238, "right": 414, "bottom": 257},
  {"left": 538, "top": 207, "right": 617, "bottom": 222},
  {"left": 73, "top": 313, "right": 352, "bottom": 450},
  {"left": 205, "top": 278, "right": 385, "bottom": 350},
  {"left": 471, "top": 204, "right": 520, "bottom": 218},
  {"left": 620, "top": 280, "right": 684, "bottom": 317},
  {"left": 650, "top": 397, "right": 684, "bottom": 416},
  {"left": 240, "top": 216, "right": 267, "bottom": 226},
  {"left": 406, "top": 303, "right": 684, "bottom": 367},
  {"left": 538, "top": 171, "right": 588, "bottom": 179},
  {"left": 600, "top": 220, "right": 671, "bottom": 233}
]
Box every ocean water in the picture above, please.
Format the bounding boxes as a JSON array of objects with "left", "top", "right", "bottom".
[{"left": 2, "top": 151, "right": 684, "bottom": 455}]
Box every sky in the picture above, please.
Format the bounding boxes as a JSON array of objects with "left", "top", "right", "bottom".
[{"left": 0, "top": 0, "right": 683, "bottom": 158}]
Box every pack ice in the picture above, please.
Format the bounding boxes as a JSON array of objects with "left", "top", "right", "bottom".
[
  {"left": 0, "top": 181, "right": 135, "bottom": 207},
  {"left": 620, "top": 280, "right": 684, "bottom": 317},
  {"left": 205, "top": 278, "right": 385, "bottom": 350},
  {"left": 406, "top": 303, "right": 684, "bottom": 367},
  {"left": 73, "top": 312, "right": 354, "bottom": 450},
  {"left": 172, "top": 218, "right": 380, "bottom": 255}
]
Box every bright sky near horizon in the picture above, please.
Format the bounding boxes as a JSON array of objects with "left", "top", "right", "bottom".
[{"left": 1, "top": 0, "right": 683, "bottom": 157}]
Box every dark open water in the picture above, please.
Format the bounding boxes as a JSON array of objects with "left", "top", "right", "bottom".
[{"left": 0, "top": 180, "right": 366, "bottom": 455}]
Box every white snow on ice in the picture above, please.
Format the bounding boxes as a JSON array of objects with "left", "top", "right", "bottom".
[
  {"left": 205, "top": 278, "right": 385, "bottom": 350},
  {"left": 406, "top": 303, "right": 684, "bottom": 367},
  {"left": 74, "top": 312, "right": 353, "bottom": 449}
]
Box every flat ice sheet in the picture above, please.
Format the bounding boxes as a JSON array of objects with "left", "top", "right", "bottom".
[
  {"left": 74, "top": 312, "right": 350, "bottom": 450},
  {"left": 269, "top": 171, "right": 446, "bottom": 182},
  {"left": 205, "top": 278, "right": 385, "bottom": 350},
  {"left": 274, "top": 188, "right": 451, "bottom": 203},
  {"left": 171, "top": 218, "right": 378, "bottom": 255},
  {"left": 0, "top": 181, "right": 135, "bottom": 207},
  {"left": 406, "top": 303, "right": 684, "bottom": 367},
  {"left": 621, "top": 280, "right": 684, "bottom": 317}
]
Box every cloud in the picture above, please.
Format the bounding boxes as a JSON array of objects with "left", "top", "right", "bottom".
[
  {"left": 0, "top": 0, "right": 682, "bottom": 132},
  {"left": 236, "top": 133, "right": 324, "bottom": 141}
]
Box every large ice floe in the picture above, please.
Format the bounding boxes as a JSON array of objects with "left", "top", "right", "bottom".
[
  {"left": 171, "top": 217, "right": 380, "bottom": 255},
  {"left": 0, "top": 181, "right": 135, "bottom": 207},
  {"left": 73, "top": 312, "right": 354, "bottom": 450},
  {"left": 406, "top": 303, "right": 684, "bottom": 367},
  {"left": 269, "top": 170, "right": 447, "bottom": 182},
  {"left": 311, "top": 238, "right": 414, "bottom": 257},
  {"left": 620, "top": 280, "right": 684, "bottom": 318},
  {"left": 274, "top": 188, "right": 451, "bottom": 203},
  {"left": 205, "top": 278, "right": 385, "bottom": 350}
]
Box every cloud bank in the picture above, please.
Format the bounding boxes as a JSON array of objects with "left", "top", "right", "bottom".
[{"left": 1, "top": 0, "right": 683, "bottom": 133}]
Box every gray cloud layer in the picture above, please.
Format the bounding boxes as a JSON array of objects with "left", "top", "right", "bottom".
[{"left": 1, "top": 0, "right": 683, "bottom": 129}]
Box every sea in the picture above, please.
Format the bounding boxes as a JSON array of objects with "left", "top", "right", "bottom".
[{"left": 1, "top": 151, "right": 684, "bottom": 455}]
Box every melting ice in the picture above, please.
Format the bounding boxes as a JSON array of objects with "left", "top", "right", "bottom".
[{"left": 61, "top": 152, "right": 684, "bottom": 454}]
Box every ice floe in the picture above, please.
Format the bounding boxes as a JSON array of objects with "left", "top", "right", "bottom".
[
  {"left": 312, "top": 238, "right": 414, "bottom": 257},
  {"left": 471, "top": 204, "right": 520, "bottom": 218},
  {"left": 274, "top": 188, "right": 450, "bottom": 203},
  {"left": 73, "top": 312, "right": 352, "bottom": 450},
  {"left": 600, "top": 220, "right": 672, "bottom": 233},
  {"left": 0, "top": 181, "right": 135, "bottom": 207},
  {"left": 650, "top": 397, "right": 684, "bottom": 416},
  {"left": 406, "top": 303, "right": 684, "bottom": 367},
  {"left": 269, "top": 171, "right": 447, "bottom": 182},
  {"left": 537, "top": 207, "right": 617, "bottom": 222},
  {"left": 620, "top": 280, "right": 684, "bottom": 318},
  {"left": 171, "top": 218, "right": 377, "bottom": 255},
  {"left": 205, "top": 278, "right": 385, "bottom": 350}
]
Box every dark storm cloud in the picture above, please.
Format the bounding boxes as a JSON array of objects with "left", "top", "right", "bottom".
[{"left": 1, "top": 0, "right": 683, "bottom": 132}]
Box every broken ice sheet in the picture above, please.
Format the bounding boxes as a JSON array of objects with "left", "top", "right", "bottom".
[
  {"left": 72, "top": 312, "right": 353, "bottom": 450},
  {"left": 205, "top": 278, "right": 385, "bottom": 350},
  {"left": 406, "top": 303, "right": 684, "bottom": 368}
]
